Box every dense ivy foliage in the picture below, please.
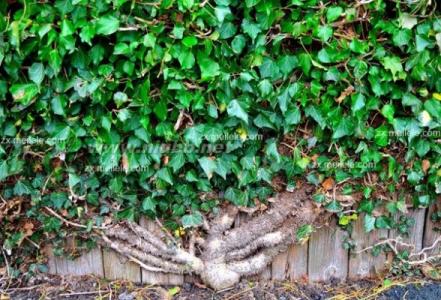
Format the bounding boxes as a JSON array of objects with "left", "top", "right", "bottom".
[{"left": 0, "top": 0, "right": 440, "bottom": 270}]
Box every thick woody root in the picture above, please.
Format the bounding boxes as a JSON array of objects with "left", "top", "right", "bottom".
[{"left": 99, "top": 186, "right": 323, "bottom": 290}]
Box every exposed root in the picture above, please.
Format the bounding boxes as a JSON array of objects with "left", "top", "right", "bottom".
[{"left": 96, "top": 186, "right": 323, "bottom": 290}]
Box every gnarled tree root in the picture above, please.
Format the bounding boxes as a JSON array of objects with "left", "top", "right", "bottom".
[{"left": 99, "top": 187, "right": 324, "bottom": 290}]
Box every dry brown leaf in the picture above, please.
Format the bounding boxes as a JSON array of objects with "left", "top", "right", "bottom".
[
  {"left": 23, "top": 221, "right": 35, "bottom": 237},
  {"left": 121, "top": 153, "right": 129, "bottom": 173},
  {"left": 322, "top": 177, "right": 335, "bottom": 191},
  {"left": 335, "top": 85, "right": 355, "bottom": 103},
  {"left": 422, "top": 159, "right": 430, "bottom": 174}
]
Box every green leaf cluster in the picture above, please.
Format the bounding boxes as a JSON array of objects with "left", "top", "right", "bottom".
[{"left": 0, "top": 0, "right": 440, "bottom": 256}]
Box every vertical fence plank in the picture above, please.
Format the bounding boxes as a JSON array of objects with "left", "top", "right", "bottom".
[
  {"left": 54, "top": 246, "right": 104, "bottom": 276},
  {"left": 423, "top": 201, "right": 441, "bottom": 255},
  {"left": 308, "top": 219, "right": 348, "bottom": 282},
  {"left": 390, "top": 209, "right": 426, "bottom": 252},
  {"left": 44, "top": 245, "right": 58, "bottom": 274},
  {"left": 140, "top": 217, "right": 184, "bottom": 285},
  {"left": 349, "top": 214, "right": 388, "bottom": 279},
  {"left": 271, "top": 251, "right": 288, "bottom": 281},
  {"left": 287, "top": 243, "right": 308, "bottom": 281},
  {"left": 102, "top": 249, "right": 141, "bottom": 282}
]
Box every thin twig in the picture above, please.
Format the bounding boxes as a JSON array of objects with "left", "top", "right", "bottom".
[
  {"left": 356, "top": 236, "right": 441, "bottom": 266},
  {"left": 155, "top": 218, "right": 178, "bottom": 245},
  {"left": 41, "top": 171, "right": 54, "bottom": 195},
  {"left": 0, "top": 193, "right": 7, "bottom": 204},
  {"left": 59, "top": 290, "right": 110, "bottom": 297},
  {"left": 25, "top": 237, "right": 40, "bottom": 249},
  {"left": 43, "top": 207, "right": 106, "bottom": 230},
  {"left": 1, "top": 248, "right": 11, "bottom": 291},
  {"left": 174, "top": 110, "right": 185, "bottom": 131}
]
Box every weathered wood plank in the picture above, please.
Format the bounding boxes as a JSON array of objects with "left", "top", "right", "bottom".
[
  {"left": 54, "top": 245, "right": 104, "bottom": 276},
  {"left": 308, "top": 219, "right": 348, "bottom": 282},
  {"left": 102, "top": 249, "right": 141, "bottom": 282},
  {"left": 348, "top": 214, "right": 388, "bottom": 279},
  {"left": 423, "top": 200, "right": 441, "bottom": 255},
  {"left": 287, "top": 243, "right": 308, "bottom": 281},
  {"left": 271, "top": 251, "right": 288, "bottom": 281},
  {"left": 44, "top": 245, "right": 58, "bottom": 274},
  {"left": 140, "top": 217, "right": 184, "bottom": 285},
  {"left": 390, "top": 208, "right": 426, "bottom": 252}
]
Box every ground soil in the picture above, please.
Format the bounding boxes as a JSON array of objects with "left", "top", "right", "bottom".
[{"left": 1, "top": 274, "right": 441, "bottom": 300}]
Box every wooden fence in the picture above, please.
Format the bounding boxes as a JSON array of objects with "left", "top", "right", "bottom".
[{"left": 46, "top": 206, "right": 441, "bottom": 285}]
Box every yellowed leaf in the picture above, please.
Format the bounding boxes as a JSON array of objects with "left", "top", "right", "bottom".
[{"left": 433, "top": 93, "right": 441, "bottom": 101}]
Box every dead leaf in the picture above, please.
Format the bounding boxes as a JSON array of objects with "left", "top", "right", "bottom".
[
  {"left": 335, "top": 85, "right": 355, "bottom": 103},
  {"left": 23, "top": 221, "right": 35, "bottom": 237},
  {"left": 121, "top": 153, "right": 129, "bottom": 173},
  {"left": 322, "top": 177, "right": 335, "bottom": 191},
  {"left": 422, "top": 159, "right": 430, "bottom": 174}
]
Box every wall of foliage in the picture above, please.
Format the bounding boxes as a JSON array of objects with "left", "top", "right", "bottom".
[{"left": 0, "top": 0, "right": 440, "bottom": 274}]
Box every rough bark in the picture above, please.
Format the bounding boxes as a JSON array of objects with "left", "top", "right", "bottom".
[{"left": 99, "top": 186, "right": 324, "bottom": 290}]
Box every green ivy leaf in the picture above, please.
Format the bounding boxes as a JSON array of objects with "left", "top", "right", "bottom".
[
  {"left": 61, "top": 19, "right": 75, "bottom": 37},
  {"left": 182, "top": 211, "right": 203, "bottom": 228},
  {"left": 157, "top": 168, "right": 173, "bottom": 185},
  {"left": 96, "top": 15, "right": 120, "bottom": 35},
  {"left": 381, "top": 104, "right": 395, "bottom": 123},
  {"left": 227, "top": 100, "right": 248, "bottom": 124},
  {"left": 364, "top": 214, "right": 376, "bottom": 233},
  {"left": 169, "top": 153, "right": 186, "bottom": 172},
  {"left": 332, "top": 118, "right": 354, "bottom": 139},
  {"left": 374, "top": 125, "right": 389, "bottom": 147},
  {"left": 325, "top": 200, "right": 343, "bottom": 212},
  {"left": 198, "top": 54, "right": 220, "bottom": 80},
  {"left": 326, "top": 6, "right": 343, "bottom": 22},
  {"left": 49, "top": 49, "right": 62, "bottom": 75},
  {"left": 317, "top": 25, "right": 333, "bottom": 42},
  {"left": 0, "top": 161, "right": 9, "bottom": 182},
  {"left": 198, "top": 157, "right": 217, "bottom": 179},
  {"left": 142, "top": 197, "right": 157, "bottom": 212},
  {"left": 382, "top": 56, "right": 406, "bottom": 81},
  {"left": 10, "top": 84, "right": 39, "bottom": 106},
  {"left": 28, "top": 63, "right": 45, "bottom": 86},
  {"left": 68, "top": 173, "right": 81, "bottom": 188},
  {"left": 231, "top": 34, "right": 246, "bottom": 54}
]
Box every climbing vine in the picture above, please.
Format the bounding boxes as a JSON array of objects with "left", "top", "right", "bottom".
[{"left": 0, "top": 0, "right": 440, "bottom": 275}]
